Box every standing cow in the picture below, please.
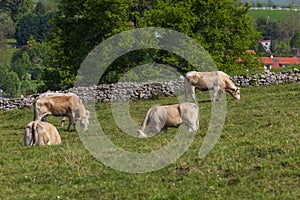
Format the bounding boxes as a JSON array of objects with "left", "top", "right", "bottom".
[
  {"left": 138, "top": 102, "right": 199, "bottom": 137},
  {"left": 38, "top": 92, "right": 89, "bottom": 127},
  {"left": 34, "top": 94, "right": 89, "bottom": 132},
  {"left": 184, "top": 71, "right": 240, "bottom": 102},
  {"left": 24, "top": 120, "right": 61, "bottom": 146}
]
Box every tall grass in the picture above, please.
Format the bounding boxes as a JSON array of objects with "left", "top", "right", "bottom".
[{"left": 1, "top": 83, "right": 300, "bottom": 199}]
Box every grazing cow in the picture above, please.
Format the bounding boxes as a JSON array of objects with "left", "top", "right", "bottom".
[
  {"left": 24, "top": 120, "right": 61, "bottom": 146},
  {"left": 34, "top": 94, "right": 89, "bottom": 132},
  {"left": 38, "top": 92, "right": 89, "bottom": 127},
  {"left": 184, "top": 71, "right": 240, "bottom": 102},
  {"left": 138, "top": 102, "right": 199, "bottom": 137}
]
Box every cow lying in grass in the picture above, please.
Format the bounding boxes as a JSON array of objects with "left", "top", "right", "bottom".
[
  {"left": 24, "top": 120, "right": 61, "bottom": 146},
  {"left": 34, "top": 93, "right": 89, "bottom": 132},
  {"left": 138, "top": 102, "right": 199, "bottom": 137},
  {"left": 185, "top": 71, "right": 240, "bottom": 102}
]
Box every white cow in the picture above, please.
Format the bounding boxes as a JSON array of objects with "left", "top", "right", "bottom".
[
  {"left": 24, "top": 120, "right": 61, "bottom": 146},
  {"left": 138, "top": 102, "right": 199, "bottom": 137},
  {"left": 184, "top": 71, "right": 240, "bottom": 102}
]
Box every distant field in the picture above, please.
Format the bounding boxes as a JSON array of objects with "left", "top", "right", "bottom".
[
  {"left": 248, "top": 10, "right": 300, "bottom": 21},
  {"left": 1, "top": 83, "right": 300, "bottom": 199}
]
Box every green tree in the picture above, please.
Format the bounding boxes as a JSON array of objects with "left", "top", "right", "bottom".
[
  {"left": 15, "top": 12, "right": 54, "bottom": 46},
  {"left": 274, "top": 41, "right": 291, "bottom": 57},
  {"left": 0, "top": 64, "right": 20, "bottom": 97},
  {"left": 11, "top": 51, "right": 31, "bottom": 80},
  {"left": 257, "top": 1, "right": 263, "bottom": 7},
  {"left": 0, "top": 12, "right": 15, "bottom": 38},
  {"left": 11, "top": 37, "right": 54, "bottom": 80},
  {"left": 45, "top": 0, "right": 260, "bottom": 90},
  {"left": 27, "top": 38, "right": 54, "bottom": 80},
  {"left": 0, "top": 0, "right": 33, "bottom": 22},
  {"left": 291, "top": 29, "right": 300, "bottom": 48},
  {"left": 5, "top": 71, "right": 20, "bottom": 97}
]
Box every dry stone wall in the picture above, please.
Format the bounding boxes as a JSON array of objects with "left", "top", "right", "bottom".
[
  {"left": 1, "top": 68, "right": 300, "bottom": 110},
  {"left": 231, "top": 68, "right": 300, "bottom": 87}
]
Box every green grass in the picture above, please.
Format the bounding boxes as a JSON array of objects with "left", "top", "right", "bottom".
[
  {"left": 248, "top": 10, "right": 300, "bottom": 22},
  {"left": 1, "top": 83, "right": 300, "bottom": 199}
]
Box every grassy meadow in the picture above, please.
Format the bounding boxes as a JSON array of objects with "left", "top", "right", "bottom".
[
  {"left": 1, "top": 83, "right": 300, "bottom": 199},
  {"left": 248, "top": 9, "right": 300, "bottom": 21}
]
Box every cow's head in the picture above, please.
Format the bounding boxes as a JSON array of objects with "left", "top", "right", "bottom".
[
  {"left": 80, "top": 117, "right": 89, "bottom": 132},
  {"left": 137, "top": 129, "right": 148, "bottom": 138},
  {"left": 231, "top": 87, "right": 240, "bottom": 100},
  {"left": 79, "top": 110, "right": 89, "bottom": 132}
]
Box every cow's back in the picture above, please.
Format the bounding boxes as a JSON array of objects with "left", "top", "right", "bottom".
[
  {"left": 186, "top": 71, "right": 222, "bottom": 90},
  {"left": 162, "top": 104, "right": 181, "bottom": 127},
  {"left": 36, "top": 95, "right": 74, "bottom": 117}
]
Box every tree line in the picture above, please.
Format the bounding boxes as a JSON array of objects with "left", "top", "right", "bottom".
[{"left": 0, "top": 0, "right": 298, "bottom": 97}]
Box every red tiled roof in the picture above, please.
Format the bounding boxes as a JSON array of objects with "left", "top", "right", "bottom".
[
  {"left": 261, "top": 57, "right": 300, "bottom": 69},
  {"left": 261, "top": 57, "right": 274, "bottom": 64},
  {"left": 275, "top": 57, "right": 300, "bottom": 64}
]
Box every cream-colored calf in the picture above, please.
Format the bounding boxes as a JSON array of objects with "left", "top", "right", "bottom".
[{"left": 24, "top": 120, "right": 61, "bottom": 146}]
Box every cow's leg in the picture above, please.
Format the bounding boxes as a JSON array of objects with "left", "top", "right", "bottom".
[
  {"left": 185, "top": 82, "right": 196, "bottom": 102},
  {"left": 217, "top": 89, "right": 225, "bottom": 101},
  {"left": 67, "top": 117, "right": 75, "bottom": 132},
  {"left": 212, "top": 89, "right": 218, "bottom": 103},
  {"left": 61, "top": 117, "right": 66, "bottom": 127},
  {"left": 67, "top": 111, "right": 77, "bottom": 132},
  {"left": 140, "top": 124, "right": 161, "bottom": 137},
  {"left": 191, "top": 86, "right": 196, "bottom": 103},
  {"left": 73, "top": 119, "right": 76, "bottom": 132},
  {"left": 68, "top": 119, "right": 76, "bottom": 132},
  {"left": 162, "top": 127, "right": 168, "bottom": 134}
]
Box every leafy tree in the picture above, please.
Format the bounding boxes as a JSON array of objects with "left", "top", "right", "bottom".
[
  {"left": 190, "top": 0, "right": 260, "bottom": 72},
  {"left": 0, "top": 64, "right": 20, "bottom": 97},
  {"left": 15, "top": 12, "right": 54, "bottom": 46},
  {"left": 45, "top": 0, "right": 260, "bottom": 90},
  {"left": 291, "top": 29, "right": 300, "bottom": 48},
  {"left": 0, "top": 30, "right": 7, "bottom": 64},
  {"left": 34, "top": 1, "right": 46, "bottom": 15},
  {"left": 11, "top": 51, "right": 31, "bottom": 80},
  {"left": 0, "top": 12, "right": 15, "bottom": 38},
  {"left": 274, "top": 41, "right": 291, "bottom": 57},
  {"left": 5, "top": 70, "right": 20, "bottom": 97},
  {"left": 27, "top": 38, "right": 54, "bottom": 80},
  {"left": 11, "top": 38, "right": 54, "bottom": 81},
  {"left": 257, "top": 1, "right": 263, "bottom": 7},
  {"left": 0, "top": 0, "right": 33, "bottom": 22},
  {"left": 276, "top": 13, "right": 300, "bottom": 42}
]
